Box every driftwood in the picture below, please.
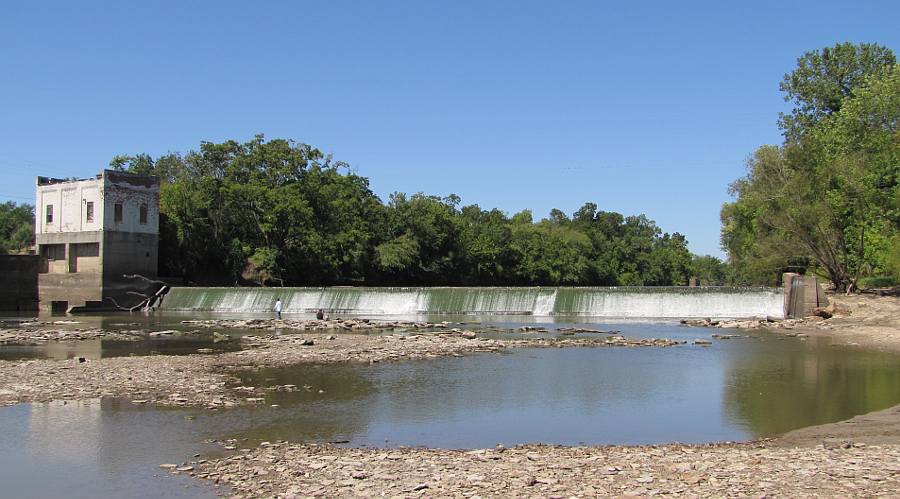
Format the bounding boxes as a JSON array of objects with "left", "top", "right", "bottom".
[
  {"left": 106, "top": 295, "right": 149, "bottom": 312},
  {"left": 105, "top": 274, "right": 171, "bottom": 312}
]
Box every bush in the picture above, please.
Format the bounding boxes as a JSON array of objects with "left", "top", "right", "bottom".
[{"left": 858, "top": 276, "right": 898, "bottom": 289}]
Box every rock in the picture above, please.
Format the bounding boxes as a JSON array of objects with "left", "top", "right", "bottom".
[
  {"left": 822, "top": 439, "right": 854, "bottom": 450},
  {"left": 149, "top": 330, "right": 178, "bottom": 337},
  {"left": 812, "top": 307, "right": 833, "bottom": 319}
]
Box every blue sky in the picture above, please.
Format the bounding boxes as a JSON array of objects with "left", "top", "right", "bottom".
[{"left": 2, "top": 1, "right": 898, "bottom": 257}]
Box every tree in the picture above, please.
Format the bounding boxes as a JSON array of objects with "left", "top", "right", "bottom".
[
  {"left": 779, "top": 42, "right": 895, "bottom": 141},
  {"left": 690, "top": 255, "right": 728, "bottom": 286},
  {"left": 114, "top": 135, "right": 697, "bottom": 287},
  {"left": 455, "top": 205, "right": 513, "bottom": 284},
  {"left": 0, "top": 202, "right": 34, "bottom": 254},
  {"left": 724, "top": 45, "right": 899, "bottom": 291}
]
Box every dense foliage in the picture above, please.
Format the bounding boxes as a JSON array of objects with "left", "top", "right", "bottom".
[
  {"left": 0, "top": 202, "right": 34, "bottom": 254},
  {"left": 722, "top": 43, "right": 899, "bottom": 290},
  {"left": 105, "top": 136, "right": 703, "bottom": 286}
]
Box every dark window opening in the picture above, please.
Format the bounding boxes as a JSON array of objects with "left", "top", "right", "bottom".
[
  {"left": 114, "top": 203, "right": 123, "bottom": 223},
  {"left": 139, "top": 204, "right": 148, "bottom": 224},
  {"left": 74, "top": 242, "right": 99, "bottom": 258},
  {"left": 46, "top": 205, "right": 54, "bottom": 224},
  {"left": 40, "top": 244, "right": 65, "bottom": 260},
  {"left": 85, "top": 201, "right": 94, "bottom": 222}
]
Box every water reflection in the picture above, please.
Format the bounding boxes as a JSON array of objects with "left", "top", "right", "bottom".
[
  {"left": 723, "top": 332, "right": 900, "bottom": 436},
  {"left": 193, "top": 366, "right": 375, "bottom": 445},
  {"left": 0, "top": 399, "right": 219, "bottom": 499},
  {"left": 216, "top": 347, "right": 747, "bottom": 448},
  {"left": 219, "top": 333, "right": 900, "bottom": 448},
  {"left": 1, "top": 321, "right": 900, "bottom": 497},
  {"left": 0, "top": 338, "right": 241, "bottom": 361}
]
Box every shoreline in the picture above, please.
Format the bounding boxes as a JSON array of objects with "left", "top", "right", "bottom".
[
  {"left": 690, "top": 292, "right": 900, "bottom": 354},
  {"left": 0, "top": 331, "right": 681, "bottom": 408},
  {"left": 177, "top": 438, "right": 900, "bottom": 497},
  {"left": 2, "top": 294, "right": 900, "bottom": 496}
]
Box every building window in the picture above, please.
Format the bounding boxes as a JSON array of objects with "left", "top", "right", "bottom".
[
  {"left": 139, "top": 204, "right": 148, "bottom": 224},
  {"left": 85, "top": 201, "right": 94, "bottom": 222},
  {"left": 46, "top": 205, "right": 54, "bottom": 224},
  {"left": 40, "top": 244, "right": 65, "bottom": 260},
  {"left": 114, "top": 203, "right": 123, "bottom": 222}
]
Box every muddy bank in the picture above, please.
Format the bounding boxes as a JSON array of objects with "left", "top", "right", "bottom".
[
  {"left": 0, "top": 332, "right": 682, "bottom": 408},
  {"left": 177, "top": 439, "right": 900, "bottom": 498}
]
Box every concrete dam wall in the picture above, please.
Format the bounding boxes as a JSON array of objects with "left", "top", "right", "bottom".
[{"left": 161, "top": 286, "right": 785, "bottom": 319}]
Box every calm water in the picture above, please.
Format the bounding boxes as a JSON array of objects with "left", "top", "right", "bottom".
[
  {"left": 0, "top": 399, "right": 223, "bottom": 499},
  {"left": 2, "top": 314, "right": 900, "bottom": 497}
]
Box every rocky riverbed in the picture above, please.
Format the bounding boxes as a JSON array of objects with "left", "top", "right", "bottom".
[
  {"left": 0, "top": 331, "right": 683, "bottom": 408},
  {"left": 181, "top": 317, "right": 454, "bottom": 332},
  {"left": 0, "top": 328, "right": 142, "bottom": 345},
  {"left": 682, "top": 293, "right": 900, "bottom": 352},
  {"left": 5, "top": 295, "right": 900, "bottom": 497},
  {"left": 176, "top": 440, "right": 900, "bottom": 498}
]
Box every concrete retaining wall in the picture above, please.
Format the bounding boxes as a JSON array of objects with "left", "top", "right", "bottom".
[{"left": 0, "top": 255, "right": 39, "bottom": 311}]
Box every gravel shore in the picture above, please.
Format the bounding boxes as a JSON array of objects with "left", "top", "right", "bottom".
[
  {"left": 179, "top": 440, "right": 900, "bottom": 498},
  {"left": 683, "top": 293, "right": 900, "bottom": 353},
  {"left": 3, "top": 296, "right": 900, "bottom": 497},
  {"left": 0, "top": 328, "right": 142, "bottom": 344},
  {"left": 0, "top": 331, "right": 682, "bottom": 408}
]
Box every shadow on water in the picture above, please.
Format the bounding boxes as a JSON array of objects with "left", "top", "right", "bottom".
[{"left": 723, "top": 331, "right": 900, "bottom": 437}]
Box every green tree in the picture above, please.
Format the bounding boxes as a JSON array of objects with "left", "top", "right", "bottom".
[
  {"left": 779, "top": 42, "right": 895, "bottom": 141},
  {"left": 114, "top": 135, "right": 697, "bottom": 287},
  {"left": 690, "top": 255, "right": 728, "bottom": 286},
  {"left": 0, "top": 202, "right": 34, "bottom": 254},
  {"left": 724, "top": 44, "right": 898, "bottom": 291}
]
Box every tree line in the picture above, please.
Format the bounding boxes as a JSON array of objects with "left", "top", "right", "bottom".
[
  {"left": 103, "top": 137, "right": 711, "bottom": 286},
  {"left": 11, "top": 42, "right": 891, "bottom": 290},
  {"left": 722, "top": 42, "right": 899, "bottom": 291},
  {"left": 2, "top": 138, "right": 717, "bottom": 286}
]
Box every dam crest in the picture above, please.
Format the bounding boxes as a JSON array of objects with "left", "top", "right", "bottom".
[{"left": 161, "top": 286, "right": 785, "bottom": 319}]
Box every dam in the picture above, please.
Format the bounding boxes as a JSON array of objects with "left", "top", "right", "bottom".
[{"left": 160, "top": 286, "right": 785, "bottom": 318}]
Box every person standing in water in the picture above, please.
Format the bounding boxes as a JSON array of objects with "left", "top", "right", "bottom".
[{"left": 274, "top": 298, "right": 283, "bottom": 319}]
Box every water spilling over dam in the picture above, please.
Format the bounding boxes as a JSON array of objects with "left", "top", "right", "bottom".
[{"left": 161, "top": 287, "right": 784, "bottom": 318}]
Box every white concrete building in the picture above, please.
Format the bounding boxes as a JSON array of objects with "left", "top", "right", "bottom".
[{"left": 35, "top": 170, "right": 160, "bottom": 312}]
